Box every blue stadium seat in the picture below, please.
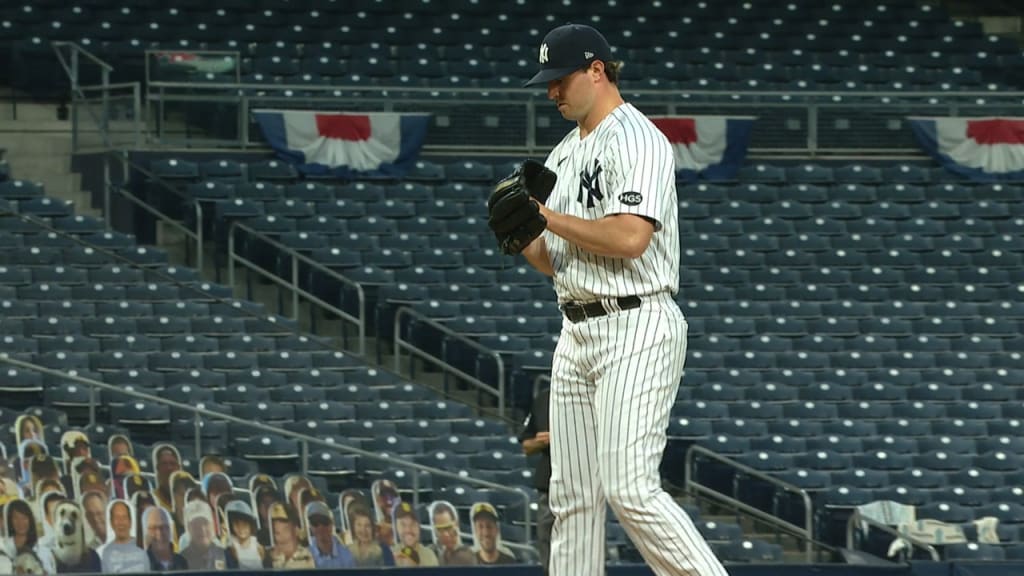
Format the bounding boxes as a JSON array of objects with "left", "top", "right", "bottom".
[
  {"left": 944, "top": 542, "right": 1006, "bottom": 561},
  {"left": 714, "top": 539, "right": 784, "bottom": 563},
  {"left": 787, "top": 165, "right": 834, "bottom": 184},
  {"left": 0, "top": 180, "right": 44, "bottom": 199},
  {"left": 248, "top": 159, "right": 298, "bottom": 181},
  {"left": 446, "top": 161, "right": 494, "bottom": 183},
  {"left": 918, "top": 502, "right": 976, "bottom": 524},
  {"left": 794, "top": 450, "right": 853, "bottom": 471},
  {"left": 737, "top": 164, "right": 786, "bottom": 184}
]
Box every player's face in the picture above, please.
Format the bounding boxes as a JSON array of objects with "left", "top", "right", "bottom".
[
  {"left": 474, "top": 518, "right": 498, "bottom": 553},
  {"left": 547, "top": 67, "right": 595, "bottom": 123},
  {"left": 397, "top": 516, "right": 419, "bottom": 547},
  {"left": 111, "top": 503, "right": 133, "bottom": 541}
]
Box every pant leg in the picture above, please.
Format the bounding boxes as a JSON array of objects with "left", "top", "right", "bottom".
[
  {"left": 537, "top": 492, "right": 554, "bottom": 575},
  {"left": 594, "top": 300, "right": 729, "bottom": 576},
  {"left": 548, "top": 322, "right": 607, "bottom": 576}
]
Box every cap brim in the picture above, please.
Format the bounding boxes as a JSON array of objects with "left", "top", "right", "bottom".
[{"left": 523, "top": 66, "right": 579, "bottom": 87}]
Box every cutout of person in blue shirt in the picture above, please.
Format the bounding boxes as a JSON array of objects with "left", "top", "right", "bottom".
[{"left": 305, "top": 502, "right": 354, "bottom": 569}]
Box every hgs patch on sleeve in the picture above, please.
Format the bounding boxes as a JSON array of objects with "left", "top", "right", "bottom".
[{"left": 619, "top": 191, "right": 643, "bottom": 206}]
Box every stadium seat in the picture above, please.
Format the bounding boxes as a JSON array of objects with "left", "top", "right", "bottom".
[{"left": 715, "top": 539, "right": 784, "bottom": 563}]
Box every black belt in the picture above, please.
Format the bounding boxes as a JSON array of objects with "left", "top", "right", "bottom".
[{"left": 560, "top": 295, "right": 642, "bottom": 323}]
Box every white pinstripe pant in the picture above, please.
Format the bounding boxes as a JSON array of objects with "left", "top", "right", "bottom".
[{"left": 548, "top": 294, "right": 728, "bottom": 576}]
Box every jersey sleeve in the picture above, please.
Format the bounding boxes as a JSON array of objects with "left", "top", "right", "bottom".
[{"left": 601, "top": 127, "right": 675, "bottom": 231}]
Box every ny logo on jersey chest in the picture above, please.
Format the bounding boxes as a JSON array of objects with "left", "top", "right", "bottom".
[{"left": 577, "top": 159, "right": 604, "bottom": 209}]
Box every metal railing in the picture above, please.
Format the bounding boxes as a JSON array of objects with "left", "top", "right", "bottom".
[
  {"left": 103, "top": 151, "right": 205, "bottom": 271},
  {"left": 53, "top": 40, "right": 113, "bottom": 95},
  {"left": 393, "top": 307, "right": 507, "bottom": 419},
  {"left": 227, "top": 221, "right": 367, "bottom": 357},
  {"left": 143, "top": 78, "right": 1024, "bottom": 154},
  {"left": 73, "top": 83, "right": 143, "bottom": 151},
  {"left": 846, "top": 510, "right": 940, "bottom": 561},
  {"left": 685, "top": 445, "right": 817, "bottom": 562},
  {"left": 52, "top": 41, "right": 143, "bottom": 152},
  {"left": 0, "top": 355, "right": 533, "bottom": 550}
]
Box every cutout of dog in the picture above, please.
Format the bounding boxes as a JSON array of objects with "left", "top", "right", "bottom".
[{"left": 49, "top": 499, "right": 102, "bottom": 574}]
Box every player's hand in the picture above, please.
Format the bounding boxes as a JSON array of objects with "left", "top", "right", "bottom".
[
  {"left": 487, "top": 160, "right": 557, "bottom": 255},
  {"left": 535, "top": 432, "right": 550, "bottom": 445}
]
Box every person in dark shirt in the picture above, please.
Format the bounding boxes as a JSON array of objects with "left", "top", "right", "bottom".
[{"left": 519, "top": 387, "right": 552, "bottom": 574}]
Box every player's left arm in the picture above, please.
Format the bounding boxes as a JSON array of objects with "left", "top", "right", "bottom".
[
  {"left": 538, "top": 129, "right": 670, "bottom": 259},
  {"left": 537, "top": 207, "right": 653, "bottom": 259}
]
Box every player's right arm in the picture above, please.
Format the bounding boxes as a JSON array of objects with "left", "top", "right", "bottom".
[{"left": 520, "top": 235, "right": 554, "bottom": 276}]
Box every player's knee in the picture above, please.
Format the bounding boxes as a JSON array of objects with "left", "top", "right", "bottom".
[{"left": 604, "top": 485, "right": 651, "bottom": 518}]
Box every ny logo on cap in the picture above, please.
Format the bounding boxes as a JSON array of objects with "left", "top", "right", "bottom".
[{"left": 539, "top": 43, "right": 549, "bottom": 64}]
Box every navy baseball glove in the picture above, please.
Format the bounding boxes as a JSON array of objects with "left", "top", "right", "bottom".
[{"left": 487, "top": 159, "right": 557, "bottom": 255}]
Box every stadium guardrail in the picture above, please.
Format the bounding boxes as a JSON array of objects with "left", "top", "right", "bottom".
[
  {"left": 104, "top": 150, "right": 206, "bottom": 272},
  {"left": 53, "top": 41, "right": 143, "bottom": 152},
  {"left": 227, "top": 221, "right": 368, "bottom": 358},
  {"left": 393, "top": 307, "right": 507, "bottom": 420},
  {"left": 142, "top": 73, "right": 1024, "bottom": 156},
  {"left": 686, "top": 444, "right": 817, "bottom": 562}
]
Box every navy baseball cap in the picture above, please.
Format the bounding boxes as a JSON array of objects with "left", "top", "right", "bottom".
[{"left": 523, "top": 24, "right": 614, "bottom": 87}]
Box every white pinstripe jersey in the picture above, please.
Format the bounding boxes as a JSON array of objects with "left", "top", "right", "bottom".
[{"left": 542, "top": 102, "right": 679, "bottom": 304}]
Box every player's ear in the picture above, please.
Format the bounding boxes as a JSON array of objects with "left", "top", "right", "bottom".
[{"left": 589, "top": 60, "right": 606, "bottom": 82}]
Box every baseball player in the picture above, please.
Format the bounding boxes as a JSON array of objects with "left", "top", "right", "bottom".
[{"left": 489, "top": 23, "right": 728, "bottom": 576}]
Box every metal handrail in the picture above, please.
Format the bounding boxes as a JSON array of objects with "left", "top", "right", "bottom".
[
  {"left": 227, "top": 221, "right": 367, "bottom": 357},
  {"left": 78, "top": 81, "right": 138, "bottom": 92},
  {"left": 393, "top": 307, "right": 506, "bottom": 419},
  {"left": 685, "top": 444, "right": 816, "bottom": 562},
  {"left": 0, "top": 355, "right": 532, "bottom": 537},
  {"left": 53, "top": 41, "right": 117, "bottom": 149},
  {"left": 846, "top": 510, "right": 940, "bottom": 562},
  {"left": 143, "top": 78, "right": 1024, "bottom": 154},
  {"left": 107, "top": 183, "right": 204, "bottom": 272},
  {"left": 103, "top": 151, "right": 203, "bottom": 269},
  {"left": 146, "top": 79, "right": 1024, "bottom": 99},
  {"left": 52, "top": 40, "right": 114, "bottom": 72}
]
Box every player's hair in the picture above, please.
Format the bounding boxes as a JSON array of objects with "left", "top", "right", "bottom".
[
  {"left": 603, "top": 60, "right": 623, "bottom": 84},
  {"left": 584, "top": 60, "right": 623, "bottom": 85}
]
